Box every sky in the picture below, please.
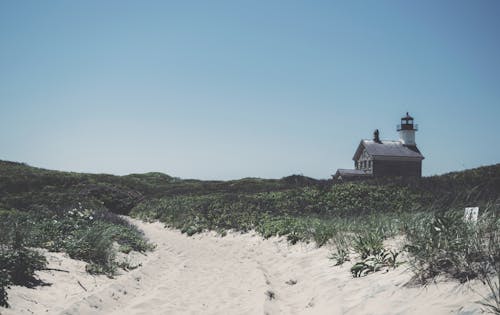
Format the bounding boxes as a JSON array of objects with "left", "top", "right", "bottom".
[{"left": 1, "top": 1, "right": 499, "bottom": 180}]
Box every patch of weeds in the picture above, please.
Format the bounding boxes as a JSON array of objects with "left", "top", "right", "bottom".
[
  {"left": 0, "top": 269, "right": 10, "bottom": 307},
  {"left": 285, "top": 279, "right": 297, "bottom": 285},
  {"left": 0, "top": 206, "right": 154, "bottom": 280},
  {"left": 217, "top": 229, "right": 227, "bottom": 237},
  {"left": 286, "top": 232, "right": 302, "bottom": 245},
  {"left": 118, "top": 244, "right": 133, "bottom": 254},
  {"left": 329, "top": 233, "right": 351, "bottom": 266},
  {"left": 475, "top": 211, "right": 500, "bottom": 314},
  {"left": 384, "top": 250, "right": 403, "bottom": 269},
  {"left": 64, "top": 222, "right": 116, "bottom": 276},
  {"left": 404, "top": 211, "right": 479, "bottom": 283},
  {"left": 351, "top": 249, "right": 402, "bottom": 278},
  {"left": 265, "top": 290, "right": 276, "bottom": 300},
  {"left": 117, "top": 261, "right": 142, "bottom": 271},
  {"left": 181, "top": 224, "right": 204, "bottom": 236},
  {"left": 478, "top": 272, "right": 500, "bottom": 314},
  {"left": 312, "top": 223, "right": 336, "bottom": 247},
  {"left": 109, "top": 223, "right": 155, "bottom": 253},
  {"left": 0, "top": 222, "right": 47, "bottom": 308},
  {"left": 85, "top": 263, "right": 116, "bottom": 276},
  {"left": 353, "top": 231, "right": 384, "bottom": 260},
  {"left": 404, "top": 206, "right": 500, "bottom": 307},
  {"left": 0, "top": 247, "right": 47, "bottom": 286}
]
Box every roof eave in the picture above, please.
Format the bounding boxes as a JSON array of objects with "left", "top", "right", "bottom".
[
  {"left": 352, "top": 140, "right": 366, "bottom": 161},
  {"left": 372, "top": 155, "right": 424, "bottom": 161}
]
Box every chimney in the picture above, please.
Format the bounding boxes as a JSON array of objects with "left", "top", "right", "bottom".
[{"left": 373, "top": 129, "right": 382, "bottom": 143}]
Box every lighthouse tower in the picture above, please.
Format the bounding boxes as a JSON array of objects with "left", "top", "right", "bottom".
[{"left": 397, "top": 112, "right": 418, "bottom": 146}]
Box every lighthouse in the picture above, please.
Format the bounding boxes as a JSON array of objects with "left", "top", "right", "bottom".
[
  {"left": 334, "top": 112, "right": 424, "bottom": 180},
  {"left": 397, "top": 112, "right": 418, "bottom": 146}
]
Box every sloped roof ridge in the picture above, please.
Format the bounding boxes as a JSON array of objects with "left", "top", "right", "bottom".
[
  {"left": 362, "top": 139, "right": 400, "bottom": 143},
  {"left": 353, "top": 138, "right": 424, "bottom": 160}
]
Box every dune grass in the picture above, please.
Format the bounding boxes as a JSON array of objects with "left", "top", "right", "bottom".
[
  {"left": 0, "top": 206, "right": 154, "bottom": 307},
  {"left": 1, "top": 160, "right": 499, "bottom": 309}
]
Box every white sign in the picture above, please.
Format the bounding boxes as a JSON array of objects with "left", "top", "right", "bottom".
[{"left": 464, "top": 207, "right": 479, "bottom": 223}]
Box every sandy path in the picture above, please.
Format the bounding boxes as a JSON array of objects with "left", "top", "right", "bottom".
[{"left": 2, "top": 218, "right": 489, "bottom": 315}]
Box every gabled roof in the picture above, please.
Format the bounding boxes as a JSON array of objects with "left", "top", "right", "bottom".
[
  {"left": 353, "top": 140, "right": 424, "bottom": 161},
  {"left": 334, "top": 169, "right": 371, "bottom": 177}
]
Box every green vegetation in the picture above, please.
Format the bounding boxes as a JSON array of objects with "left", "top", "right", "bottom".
[
  {"left": 403, "top": 208, "right": 500, "bottom": 313},
  {"left": 352, "top": 231, "right": 384, "bottom": 260},
  {"left": 0, "top": 160, "right": 499, "bottom": 310},
  {"left": 0, "top": 206, "right": 153, "bottom": 272},
  {"left": 0, "top": 269, "right": 9, "bottom": 307},
  {"left": 329, "top": 233, "right": 351, "bottom": 266},
  {"left": 479, "top": 272, "right": 500, "bottom": 314},
  {"left": 404, "top": 209, "right": 499, "bottom": 282},
  {"left": 350, "top": 249, "right": 401, "bottom": 277},
  {"left": 129, "top": 184, "right": 417, "bottom": 241},
  {"left": 0, "top": 206, "right": 153, "bottom": 306},
  {"left": 0, "top": 217, "right": 47, "bottom": 307},
  {"left": 0, "top": 161, "right": 161, "bottom": 307}
]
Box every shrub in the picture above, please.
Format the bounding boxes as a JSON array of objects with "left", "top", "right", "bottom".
[
  {"left": 404, "top": 211, "right": 475, "bottom": 282},
  {"left": 0, "top": 221, "right": 47, "bottom": 285},
  {"left": 329, "top": 233, "right": 351, "bottom": 266},
  {"left": 0, "top": 247, "right": 46, "bottom": 286},
  {"left": 312, "top": 222, "right": 336, "bottom": 247},
  {"left": 352, "top": 232, "right": 384, "bottom": 260},
  {"left": 404, "top": 209, "right": 500, "bottom": 284},
  {"left": 0, "top": 206, "right": 153, "bottom": 280},
  {"left": 324, "top": 183, "right": 418, "bottom": 215},
  {"left": 107, "top": 223, "right": 154, "bottom": 253},
  {"left": 64, "top": 223, "right": 116, "bottom": 276},
  {"left": 473, "top": 210, "right": 500, "bottom": 314},
  {"left": 0, "top": 269, "right": 10, "bottom": 307},
  {"left": 479, "top": 272, "right": 500, "bottom": 314},
  {"left": 0, "top": 220, "right": 47, "bottom": 308},
  {"left": 350, "top": 249, "right": 401, "bottom": 277}
]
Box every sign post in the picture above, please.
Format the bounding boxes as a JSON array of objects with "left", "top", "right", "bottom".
[{"left": 464, "top": 207, "right": 479, "bottom": 223}]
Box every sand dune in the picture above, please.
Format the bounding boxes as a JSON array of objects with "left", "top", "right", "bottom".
[{"left": 2, "top": 218, "right": 490, "bottom": 315}]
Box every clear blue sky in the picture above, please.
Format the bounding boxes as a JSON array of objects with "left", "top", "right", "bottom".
[{"left": 1, "top": 1, "right": 499, "bottom": 179}]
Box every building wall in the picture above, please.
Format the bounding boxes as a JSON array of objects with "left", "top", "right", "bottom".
[
  {"left": 355, "top": 149, "right": 373, "bottom": 173},
  {"left": 372, "top": 160, "right": 422, "bottom": 177},
  {"left": 398, "top": 130, "right": 416, "bottom": 145}
]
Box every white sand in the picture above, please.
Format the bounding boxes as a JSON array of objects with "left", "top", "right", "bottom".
[{"left": 1, "top": 218, "right": 491, "bottom": 315}]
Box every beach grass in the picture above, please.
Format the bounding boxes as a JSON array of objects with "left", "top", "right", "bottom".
[{"left": 0, "top": 160, "right": 498, "bottom": 309}]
